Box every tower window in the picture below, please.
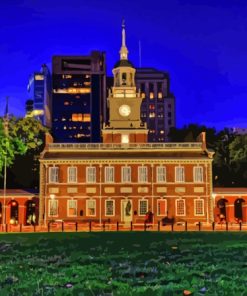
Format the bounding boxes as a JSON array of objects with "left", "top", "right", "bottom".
[{"left": 121, "top": 134, "right": 129, "bottom": 144}]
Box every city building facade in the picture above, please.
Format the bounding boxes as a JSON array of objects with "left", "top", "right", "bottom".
[
  {"left": 135, "top": 68, "right": 175, "bottom": 142},
  {"left": 39, "top": 21, "right": 214, "bottom": 226},
  {"left": 52, "top": 51, "right": 106, "bottom": 143},
  {"left": 26, "top": 64, "right": 52, "bottom": 127},
  {"left": 0, "top": 189, "right": 38, "bottom": 225},
  {"left": 213, "top": 188, "right": 247, "bottom": 223}
]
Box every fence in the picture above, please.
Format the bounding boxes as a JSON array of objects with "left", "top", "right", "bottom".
[{"left": 0, "top": 221, "right": 246, "bottom": 233}]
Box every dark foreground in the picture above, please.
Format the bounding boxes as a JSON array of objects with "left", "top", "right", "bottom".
[{"left": 0, "top": 232, "right": 247, "bottom": 295}]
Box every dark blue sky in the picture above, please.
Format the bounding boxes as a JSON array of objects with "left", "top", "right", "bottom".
[{"left": 1, "top": 0, "right": 247, "bottom": 130}]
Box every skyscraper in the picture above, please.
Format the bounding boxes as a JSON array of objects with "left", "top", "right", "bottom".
[
  {"left": 27, "top": 64, "right": 52, "bottom": 127},
  {"left": 135, "top": 68, "right": 175, "bottom": 142},
  {"left": 52, "top": 51, "right": 106, "bottom": 143}
]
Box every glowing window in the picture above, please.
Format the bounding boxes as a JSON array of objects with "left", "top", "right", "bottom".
[
  {"left": 150, "top": 92, "right": 154, "bottom": 99},
  {"left": 35, "top": 75, "right": 44, "bottom": 80},
  {"left": 176, "top": 199, "right": 186, "bottom": 216},
  {"left": 67, "top": 200, "right": 77, "bottom": 217},
  {"left": 194, "top": 199, "right": 204, "bottom": 216},
  {"left": 86, "top": 200, "right": 96, "bottom": 216},
  {"left": 158, "top": 92, "right": 162, "bottom": 99},
  {"left": 121, "top": 134, "right": 129, "bottom": 144}
]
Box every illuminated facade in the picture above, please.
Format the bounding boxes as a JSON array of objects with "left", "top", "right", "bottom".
[
  {"left": 39, "top": 21, "right": 214, "bottom": 226},
  {"left": 0, "top": 190, "right": 38, "bottom": 225},
  {"left": 136, "top": 68, "right": 175, "bottom": 142},
  {"left": 52, "top": 51, "right": 106, "bottom": 143},
  {"left": 26, "top": 64, "right": 52, "bottom": 127}
]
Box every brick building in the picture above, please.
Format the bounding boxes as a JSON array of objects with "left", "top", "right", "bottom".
[
  {"left": 39, "top": 21, "right": 215, "bottom": 226},
  {"left": 213, "top": 188, "right": 247, "bottom": 223}
]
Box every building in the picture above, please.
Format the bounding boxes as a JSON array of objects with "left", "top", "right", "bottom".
[
  {"left": 106, "top": 70, "right": 176, "bottom": 143},
  {"left": 52, "top": 51, "right": 106, "bottom": 143},
  {"left": 135, "top": 68, "right": 175, "bottom": 142},
  {"left": 213, "top": 188, "right": 247, "bottom": 223},
  {"left": 26, "top": 64, "right": 52, "bottom": 127},
  {"left": 0, "top": 189, "right": 38, "bottom": 225},
  {"left": 39, "top": 21, "right": 214, "bottom": 226}
]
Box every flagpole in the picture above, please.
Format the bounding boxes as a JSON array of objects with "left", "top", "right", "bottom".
[{"left": 2, "top": 96, "right": 9, "bottom": 229}]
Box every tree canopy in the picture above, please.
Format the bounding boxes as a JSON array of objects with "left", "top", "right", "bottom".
[
  {"left": 168, "top": 124, "right": 247, "bottom": 187},
  {"left": 0, "top": 116, "right": 48, "bottom": 188}
]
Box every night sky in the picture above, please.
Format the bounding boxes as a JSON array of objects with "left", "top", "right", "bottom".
[{"left": 1, "top": 0, "right": 247, "bottom": 130}]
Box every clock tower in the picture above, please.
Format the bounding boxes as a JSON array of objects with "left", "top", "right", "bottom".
[{"left": 103, "top": 20, "right": 148, "bottom": 144}]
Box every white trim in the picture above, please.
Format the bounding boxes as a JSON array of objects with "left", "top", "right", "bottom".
[
  {"left": 156, "top": 166, "right": 166, "bottom": 183},
  {"left": 121, "top": 166, "right": 131, "bottom": 183},
  {"left": 86, "top": 199, "right": 96, "bottom": 216},
  {"left": 138, "top": 166, "right": 148, "bottom": 183},
  {"left": 49, "top": 167, "right": 59, "bottom": 183},
  {"left": 175, "top": 199, "right": 186, "bottom": 216},
  {"left": 138, "top": 199, "right": 148, "bottom": 216},
  {"left": 105, "top": 166, "right": 115, "bottom": 183},
  {"left": 86, "top": 166, "right": 96, "bottom": 183},
  {"left": 175, "top": 166, "right": 185, "bottom": 183},
  {"left": 67, "top": 199, "right": 77, "bottom": 217},
  {"left": 105, "top": 199, "right": 115, "bottom": 216},
  {"left": 157, "top": 199, "right": 167, "bottom": 216},
  {"left": 48, "top": 199, "right": 58, "bottom": 217},
  {"left": 193, "top": 166, "right": 204, "bottom": 183},
  {"left": 67, "top": 166, "right": 77, "bottom": 183},
  {"left": 194, "top": 198, "right": 204, "bottom": 216}
]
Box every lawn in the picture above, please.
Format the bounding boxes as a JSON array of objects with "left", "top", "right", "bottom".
[{"left": 0, "top": 232, "right": 247, "bottom": 295}]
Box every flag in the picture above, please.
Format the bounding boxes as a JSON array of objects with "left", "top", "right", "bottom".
[
  {"left": 4, "top": 96, "right": 9, "bottom": 118},
  {"left": 3, "top": 96, "right": 9, "bottom": 136}
]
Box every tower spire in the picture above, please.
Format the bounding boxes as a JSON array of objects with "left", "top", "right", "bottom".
[{"left": 120, "top": 19, "right": 128, "bottom": 60}]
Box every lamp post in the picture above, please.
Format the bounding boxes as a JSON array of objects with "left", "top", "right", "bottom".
[{"left": 2, "top": 97, "right": 9, "bottom": 230}]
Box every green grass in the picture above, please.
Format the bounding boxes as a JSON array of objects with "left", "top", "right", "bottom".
[{"left": 0, "top": 232, "right": 247, "bottom": 295}]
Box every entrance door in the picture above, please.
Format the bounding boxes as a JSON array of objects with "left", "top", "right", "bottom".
[
  {"left": 121, "top": 200, "right": 132, "bottom": 223},
  {"left": 26, "top": 201, "right": 36, "bottom": 225},
  {"left": 234, "top": 199, "right": 245, "bottom": 221}
]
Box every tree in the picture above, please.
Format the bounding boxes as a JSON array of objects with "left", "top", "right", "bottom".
[
  {"left": 0, "top": 116, "right": 48, "bottom": 188},
  {"left": 0, "top": 118, "right": 26, "bottom": 174}
]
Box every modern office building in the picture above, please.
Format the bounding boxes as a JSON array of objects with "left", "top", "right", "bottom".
[
  {"left": 39, "top": 21, "right": 214, "bottom": 226},
  {"left": 26, "top": 64, "right": 52, "bottom": 127},
  {"left": 52, "top": 51, "right": 106, "bottom": 143},
  {"left": 135, "top": 68, "right": 176, "bottom": 142}
]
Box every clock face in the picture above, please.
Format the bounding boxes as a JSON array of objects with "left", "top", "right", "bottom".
[{"left": 119, "top": 104, "right": 131, "bottom": 117}]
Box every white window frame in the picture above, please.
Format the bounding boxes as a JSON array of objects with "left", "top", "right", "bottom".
[
  {"left": 139, "top": 199, "right": 148, "bottom": 216},
  {"left": 48, "top": 199, "right": 58, "bottom": 217},
  {"left": 156, "top": 166, "right": 166, "bottom": 183},
  {"left": 194, "top": 199, "right": 204, "bottom": 216},
  {"left": 138, "top": 166, "right": 148, "bottom": 183},
  {"left": 86, "top": 199, "right": 96, "bottom": 217},
  {"left": 67, "top": 166, "right": 77, "bottom": 183},
  {"left": 105, "top": 166, "right": 114, "bottom": 183},
  {"left": 86, "top": 167, "right": 96, "bottom": 183},
  {"left": 157, "top": 199, "right": 167, "bottom": 216},
  {"left": 121, "top": 166, "right": 131, "bottom": 183},
  {"left": 193, "top": 166, "right": 204, "bottom": 183},
  {"left": 175, "top": 199, "right": 186, "bottom": 216},
  {"left": 49, "top": 167, "right": 59, "bottom": 183},
  {"left": 105, "top": 200, "right": 115, "bottom": 216},
  {"left": 175, "top": 166, "right": 185, "bottom": 183},
  {"left": 67, "top": 199, "right": 77, "bottom": 217}
]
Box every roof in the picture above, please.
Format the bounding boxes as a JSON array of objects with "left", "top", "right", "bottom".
[
  {"left": 114, "top": 59, "right": 134, "bottom": 68},
  {"left": 40, "top": 141, "right": 214, "bottom": 161},
  {"left": 213, "top": 188, "right": 247, "bottom": 194},
  {"left": 0, "top": 189, "right": 38, "bottom": 197}
]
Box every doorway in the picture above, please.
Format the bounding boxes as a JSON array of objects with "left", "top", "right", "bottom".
[
  {"left": 26, "top": 200, "right": 36, "bottom": 225},
  {"left": 217, "top": 198, "right": 228, "bottom": 221},
  {"left": 9, "top": 200, "right": 19, "bottom": 224},
  {"left": 121, "top": 200, "right": 132, "bottom": 223},
  {"left": 234, "top": 199, "right": 245, "bottom": 221}
]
